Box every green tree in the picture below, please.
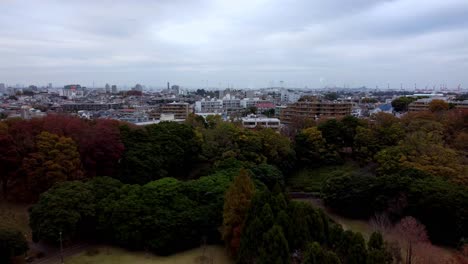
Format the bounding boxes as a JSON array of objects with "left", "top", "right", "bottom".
[
  {"left": 221, "top": 169, "right": 255, "bottom": 256},
  {"left": 258, "top": 225, "right": 290, "bottom": 264},
  {"left": 318, "top": 119, "right": 344, "bottom": 148},
  {"left": 237, "top": 217, "right": 263, "bottom": 264},
  {"left": 367, "top": 232, "right": 392, "bottom": 264},
  {"left": 0, "top": 228, "right": 28, "bottom": 264},
  {"left": 119, "top": 122, "right": 201, "bottom": 183},
  {"left": 391, "top": 97, "right": 417, "bottom": 112},
  {"left": 29, "top": 181, "right": 95, "bottom": 243},
  {"left": 340, "top": 115, "right": 362, "bottom": 148},
  {"left": 303, "top": 242, "right": 341, "bottom": 264},
  {"left": 250, "top": 164, "right": 284, "bottom": 190},
  {"left": 353, "top": 126, "right": 380, "bottom": 163},
  {"left": 295, "top": 127, "right": 328, "bottom": 166}
]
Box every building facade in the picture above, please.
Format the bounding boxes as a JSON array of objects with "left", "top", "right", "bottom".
[
  {"left": 195, "top": 99, "right": 223, "bottom": 113},
  {"left": 280, "top": 99, "right": 352, "bottom": 124},
  {"left": 242, "top": 115, "right": 281, "bottom": 130},
  {"left": 160, "top": 102, "right": 190, "bottom": 120}
]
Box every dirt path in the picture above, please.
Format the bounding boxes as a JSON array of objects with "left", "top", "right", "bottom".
[{"left": 30, "top": 243, "right": 91, "bottom": 264}]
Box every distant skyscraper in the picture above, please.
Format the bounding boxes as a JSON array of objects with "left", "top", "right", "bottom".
[
  {"left": 111, "top": 85, "right": 117, "bottom": 94},
  {"left": 0, "top": 83, "right": 5, "bottom": 93},
  {"left": 62, "top": 84, "right": 84, "bottom": 98},
  {"left": 171, "top": 85, "right": 180, "bottom": 95},
  {"left": 105, "top": 83, "right": 111, "bottom": 93},
  {"left": 246, "top": 90, "right": 254, "bottom": 99},
  {"left": 133, "top": 84, "right": 143, "bottom": 92},
  {"left": 218, "top": 89, "right": 225, "bottom": 99},
  {"left": 47, "top": 83, "right": 52, "bottom": 89}
]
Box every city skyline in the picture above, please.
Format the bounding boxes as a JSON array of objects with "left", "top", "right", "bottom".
[{"left": 1, "top": 0, "right": 467, "bottom": 88}]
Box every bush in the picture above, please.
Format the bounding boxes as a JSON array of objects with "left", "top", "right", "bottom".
[{"left": 0, "top": 228, "right": 28, "bottom": 264}]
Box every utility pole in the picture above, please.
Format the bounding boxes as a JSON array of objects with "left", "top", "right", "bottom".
[{"left": 59, "top": 231, "right": 64, "bottom": 264}]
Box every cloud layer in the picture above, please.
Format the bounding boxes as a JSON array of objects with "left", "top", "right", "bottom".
[{"left": 0, "top": 0, "right": 467, "bottom": 88}]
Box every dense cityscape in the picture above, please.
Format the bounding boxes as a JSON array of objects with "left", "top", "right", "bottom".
[
  {"left": 1, "top": 82, "right": 467, "bottom": 128},
  {"left": 1, "top": 0, "right": 468, "bottom": 264}
]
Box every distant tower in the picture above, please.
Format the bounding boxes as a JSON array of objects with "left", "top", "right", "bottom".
[{"left": 167, "top": 82, "right": 170, "bottom": 91}]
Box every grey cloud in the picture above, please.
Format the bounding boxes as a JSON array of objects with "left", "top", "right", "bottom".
[{"left": 0, "top": 0, "right": 467, "bottom": 88}]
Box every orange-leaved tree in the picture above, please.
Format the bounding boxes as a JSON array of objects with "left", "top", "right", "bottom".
[{"left": 221, "top": 168, "right": 255, "bottom": 256}]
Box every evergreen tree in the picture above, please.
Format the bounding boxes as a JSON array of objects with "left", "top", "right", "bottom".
[
  {"left": 221, "top": 169, "right": 255, "bottom": 256},
  {"left": 303, "top": 242, "right": 341, "bottom": 264},
  {"left": 258, "top": 225, "right": 290, "bottom": 264},
  {"left": 368, "top": 232, "right": 384, "bottom": 250},
  {"left": 237, "top": 217, "right": 263, "bottom": 264}
]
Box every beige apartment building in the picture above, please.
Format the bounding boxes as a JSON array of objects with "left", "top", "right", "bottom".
[
  {"left": 408, "top": 98, "right": 468, "bottom": 112},
  {"left": 280, "top": 99, "right": 352, "bottom": 124},
  {"left": 160, "top": 102, "right": 190, "bottom": 120}
]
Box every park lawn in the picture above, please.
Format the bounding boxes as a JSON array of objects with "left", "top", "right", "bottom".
[
  {"left": 64, "top": 245, "right": 233, "bottom": 264},
  {"left": 287, "top": 162, "right": 363, "bottom": 193}
]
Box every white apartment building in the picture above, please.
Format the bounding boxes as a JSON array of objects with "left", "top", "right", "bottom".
[
  {"left": 195, "top": 99, "right": 223, "bottom": 113},
  {"left": 241, "top": 115, "right": 281, "bottom": 130}
]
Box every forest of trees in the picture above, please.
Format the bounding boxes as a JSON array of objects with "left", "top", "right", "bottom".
[{"left": 0, "top": 105, "right": 467, "bottom": 263}]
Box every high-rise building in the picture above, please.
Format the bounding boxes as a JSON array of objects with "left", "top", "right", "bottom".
[
  {"left": 105, "top": 83, "right": 111, "bottom": 93},
  {"left": 0, "top": 83, "right": 5, "bottom": 94},
  {"left": 111, "top": 85, "right": 117, "bottom": 94},
  {"left": 133, "top": 84, "right": 143, "bottom": 92},
  {"left": 171, "top": 85, "right": 180, "bottom": 95},
  {"left": 62, "top": 84, "right": 84, "bottom": 98},
  {"left": 47, "top": 83, "right": 52, "bottom": 89},
  {"left": 218, "top": 89, "right": 225, "bottom": 99}
]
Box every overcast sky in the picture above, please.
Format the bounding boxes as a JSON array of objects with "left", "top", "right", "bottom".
[{"left": 1, "top": 0, "right": 467, "bottom": 89}]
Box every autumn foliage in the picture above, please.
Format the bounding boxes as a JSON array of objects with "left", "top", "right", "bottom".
[{"left": 0, "top": 115, "right": 124, "bottom": 201}]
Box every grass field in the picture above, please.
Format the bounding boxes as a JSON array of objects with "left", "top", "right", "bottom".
[
  {"left": 64, "top": 245, "right": 233, "bottom": 264},
  {"left": 286, "top": 162, "right": 365, "bottom": 193}
]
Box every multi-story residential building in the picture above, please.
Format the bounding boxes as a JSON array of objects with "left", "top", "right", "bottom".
[
  {"left": 195, "top": 99, "right": 223, "bottom": 113},
  {"left": 280, "top": 99, "right": 352, "bottom": 124},
  {"left": 275, "top": 105, "right": 287, "bottom": 117},
  {"left": 223, "top": 99, "right": 242, "bottom": 115},
  {"left": 242, "top": 115, "right": 281, "bottom": 130},
  {"left": 408, "top": 98, "right": 437, "bottom": 112},
  {"left": 409, "top": 98, "right": 468, "bottom": 112},
  {"left": 61, "top": 84, "right": 84, "bottom": 98},
  {"left": 281, "top": 90, "right": 301, "bottom": 103},
  {"left": 20, "top": 105, "right": 46, "bottom": 119},
  {"left": 61, "top": 103, "right": 123, "bottom": 111},
  {"left": 160, "top": 102, "right": 190, "bottom": 120}
]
